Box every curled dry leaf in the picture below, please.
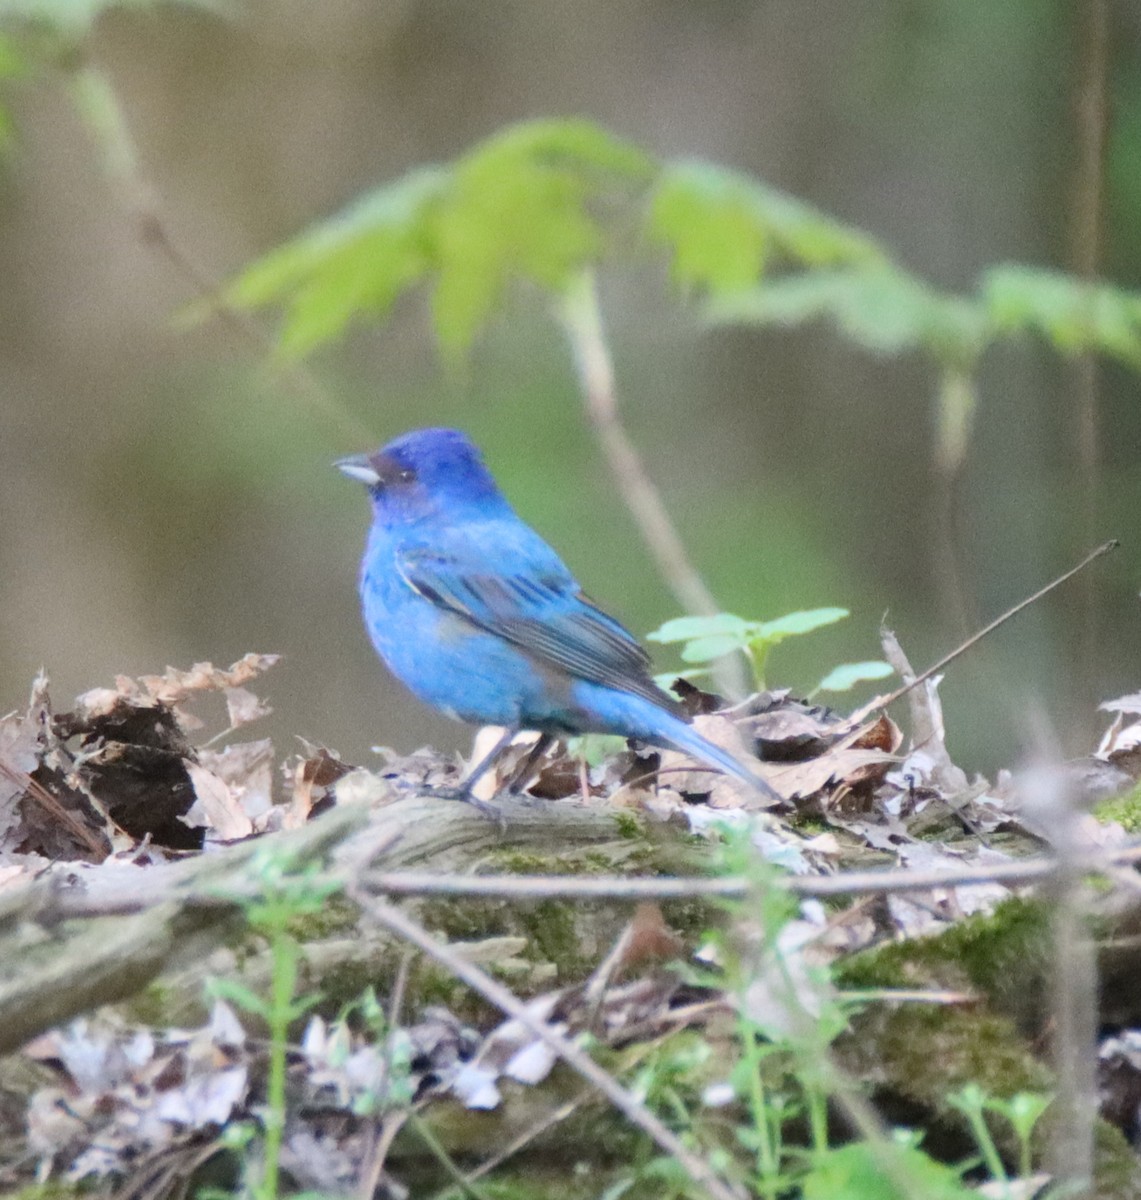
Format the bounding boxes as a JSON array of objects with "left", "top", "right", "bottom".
[
  {"left": 137, "top": 654, "right": 281, "bottom": 708},
  {"left": 224, "top": 686, "right": 273, "bottom": 730},
  {"left": 286, "top": 745, "right": 353, "bottom": 828},
  {"left": 583, "top": 902, "right": 684, "bottom": 1008},
  {"left": 1097, "top": 692, "right": 1141, "bottom": 781},
  {"left": 199, "top": 738, "right": 275, "bottom": 830},
  {"left": 762, "top": 716, "right": 900, "bottom": 802},
  {"left": 182, "top": 762, "right": 254, "bottom": 841}
]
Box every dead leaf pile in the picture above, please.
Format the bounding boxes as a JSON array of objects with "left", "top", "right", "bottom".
[
  {"left": 25, "top": 1003, "right": 248, "bottom": 1183},
  {"left": 0, "top": 656, "right": 360, "bottom": 879}
]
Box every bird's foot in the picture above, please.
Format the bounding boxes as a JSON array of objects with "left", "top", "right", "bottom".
[{"left": 411, "top": 782, "right": 507, "bottom": 830}]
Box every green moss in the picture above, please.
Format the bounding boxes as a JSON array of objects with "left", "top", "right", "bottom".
[
  {"left": 419, "top": 896, "right": 511, "bottom": 942},
  {"left": 284, "top": 893, "right": 360, "bottom": 941},
  {"left": 843, "top": 1004, "right": 1051, "bottom": 1106},
  {"left": 837, "top": 897, "right": 1051, "bottom": 1032},
  {"left": 1091, "top": 1116, "right": 1141, "bottom": 1199},
  {"left": 613, "top": 810, "right": 643, "bottom": 839},
  {"left": 661, "top": 893, "right": 723, "bottom": 941},
  {"left": 124, "top": 979, "right": 178, "bottom": 1026},
  {"left": 517, "top": 899, "right": 589, "bottom": 979},
  {"left": 1095, "top": 784, "right": 1141, "bottom": 833}
]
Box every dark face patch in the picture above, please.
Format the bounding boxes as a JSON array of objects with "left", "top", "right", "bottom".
[{"left": 369, "top": 452, "right": 418, "bottom": 491}]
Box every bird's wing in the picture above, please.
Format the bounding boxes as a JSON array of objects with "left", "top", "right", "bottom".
[{"left": 395, "top": 540, "right": 674, "bottom": 709}]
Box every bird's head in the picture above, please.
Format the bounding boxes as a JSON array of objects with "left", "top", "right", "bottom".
[{"left": 336, "top": 427, "right": 505, "bottom": 526}]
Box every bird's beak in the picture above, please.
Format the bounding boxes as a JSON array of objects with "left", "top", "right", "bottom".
[{"left": 335, "top": 454, "right": 381, "bottom": 486}]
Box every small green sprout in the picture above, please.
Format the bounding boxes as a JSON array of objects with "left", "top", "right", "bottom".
[{"left": 648, "top": 608, "right": 891, "bottom": 694}]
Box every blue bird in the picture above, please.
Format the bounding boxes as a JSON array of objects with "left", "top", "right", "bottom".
[{"left": 337, "top": 428, "right": 777, "bottom": 814}]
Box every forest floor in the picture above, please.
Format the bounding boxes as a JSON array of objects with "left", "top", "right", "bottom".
[{"left": 3, "top": 648, "right": 1141, "bottom": 1200}]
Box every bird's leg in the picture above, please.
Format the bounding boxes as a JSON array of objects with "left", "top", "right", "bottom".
[
  {"left": 415, "top": 727, "right": 517, "bottom": 823},
  {"left": 502, "top": 733, "right": 555, "bottom": 797}
]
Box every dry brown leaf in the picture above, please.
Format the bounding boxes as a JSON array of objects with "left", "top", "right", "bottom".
[
  {"left": 183, "top": 762, "right": 254, "bottom": 840},
  {"left": 766, "top": 747, "right": 897, "bottom": 801},
  {"left": 199, "top": 739, "right": 274, "bottom": 827},
  {"left": 581, "top": 902, "right": 684, "bottom": 1016},
  {"left": 286, "top": 746, "right": 352, "bottom": 828},
  {"left": 138, "top": 654, "right": 281, "bottom": 707},
  {"left": 659, "top": 713, "right": 779, "bottom": 809},
  {"left": 224, "top": 686, "right": 273, "bottom": 730}
]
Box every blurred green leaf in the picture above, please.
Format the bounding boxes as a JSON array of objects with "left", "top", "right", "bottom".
[
  {"left": 757, "top": 607, "right": 848, "bottom": 640},
  {"left": 206, "top": 977, "right": 267, "bottom": 1018},
  {"left": 431, "top": 120, "right": 651, "bottom": 353},
  {"left": 648, "top": 612, "right": 751, "bottom": 644},
  {"left": 222, "top": 118, "right": 652, "bottom": 358},
  {"left": 649, "top": 160, "right": 885, "bottom": 298},
  {"left": 0, "top": 31, "right": 23, "bottom": 151},
  {"left": 708, "top": 267, "right": 987, "bottom": 363},
  {"left": 815, "top": 660, "right": 894, "bottom": 693},
  {"left": 650, "top": 606, "right": 854, "bottom": 690},
  {"left": 0, "top": 29, "right": 23, "bottom": 71},
  {"left": 222, "top": 167, "right": 447, "bottom": 357},
  {"left": 801, "top": 1140, "right": 973, "bottom": 1200},
  {"left": 567, "top": 732, "right": 627, "bottom": 767},
  {"left": 983, "top": 264, "right": 1141, "bottom": 367},
  {"left": 649, "top": 162, "right": 768, "bottom": 294},
  {"left": 679, "top": 633, "right": 747, "bottom": 663}
]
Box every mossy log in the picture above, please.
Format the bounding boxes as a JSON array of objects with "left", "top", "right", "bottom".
[{"left": 0, "top": 791, "right": 700, "bottom": 1052}]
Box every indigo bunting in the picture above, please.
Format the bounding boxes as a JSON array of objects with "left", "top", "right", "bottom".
[{"left": 338, "top": 428, "right": 776, "bottom": 812}]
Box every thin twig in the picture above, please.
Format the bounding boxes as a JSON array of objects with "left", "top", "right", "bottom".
[
  {"left": 557, "top": 272, "right": 749, "bottom": 696},
  {"left": 856, "top": 539, "right": 1118, "bottom": 719},
  {"left": 351, "top": 890, "right": 744, "bottom": 1200},
  {"left": 24, "top": 837, "right": 1141, "bottom": 928},
  {"left": 558, "top": 271, "right": 721, "bottom": 618},
  {"left": 362, "top": 843, "right": 1141, "bottom": 901},
  {"left": 407, "top": 1111, "right": 496, "bottom": 1200}
]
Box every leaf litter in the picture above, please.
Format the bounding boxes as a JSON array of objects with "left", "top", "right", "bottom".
[{"left": 3, "top": 639, "right": 1141, "bottom": 1193}]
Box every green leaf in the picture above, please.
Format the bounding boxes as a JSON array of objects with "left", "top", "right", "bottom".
[
  {"left": 430, "top": 120, "right": 651, "bottom": 354},
  {"left": 221, "top": 167, "right": 447, "bottom": 357},
  {"left": 816, "top": 660, "right": 894, "bottom": 692},
  {"left": 207, "top": 977, "right": 267, "bottom": 1017},
  {"left": 0, "top": 30, "right": 24, "bottom": 73},
  {"left": 221, "top": 118, "right": 652, "bottom": 358},
  {"left": 802, "top": 1141, "right": 974, "bottom": 1200},
  {"left": 679, "top": 633, "right": 748, "bottom": 663},
  {"left": 566, "top": 732, "right": 627, "bottom": 767},
  {"left": 708, "top": 267, "right": 987, "bottom": 362},
  {"left": 648, "top": 159, "right": 885, "bottom": 298},
  {"left": 647, "top": 612, "right": 751, "bottom": 644},
  {"left": 983, "top": 264, "right": 1141, "bottom": 367},
  {"left": 649, "top": 164, "right": 768, "bottom": 294},
  {"left": 757, "top": 607, "right": 848, "bottom": 640}
]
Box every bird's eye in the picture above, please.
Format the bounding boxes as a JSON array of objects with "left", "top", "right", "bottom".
[{"left": 398, "top": 469, "right": 415, "bottom": 484}]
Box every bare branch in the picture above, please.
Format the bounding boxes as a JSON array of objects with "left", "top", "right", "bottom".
[{"left": 352, "top": 888, "right": 744, "bottom": 1200}]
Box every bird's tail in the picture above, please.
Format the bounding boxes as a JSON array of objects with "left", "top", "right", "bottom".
[
  {"left": 571, "top": 682, "right": 781, "bottom": 804},
  {"left": 658, "top": 711, "right": 782, "bottom": 804}
]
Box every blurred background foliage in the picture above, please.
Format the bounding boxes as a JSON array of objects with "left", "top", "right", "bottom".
[{"left": 0, "top": 0, "right": 1138, "bottom": 773}]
